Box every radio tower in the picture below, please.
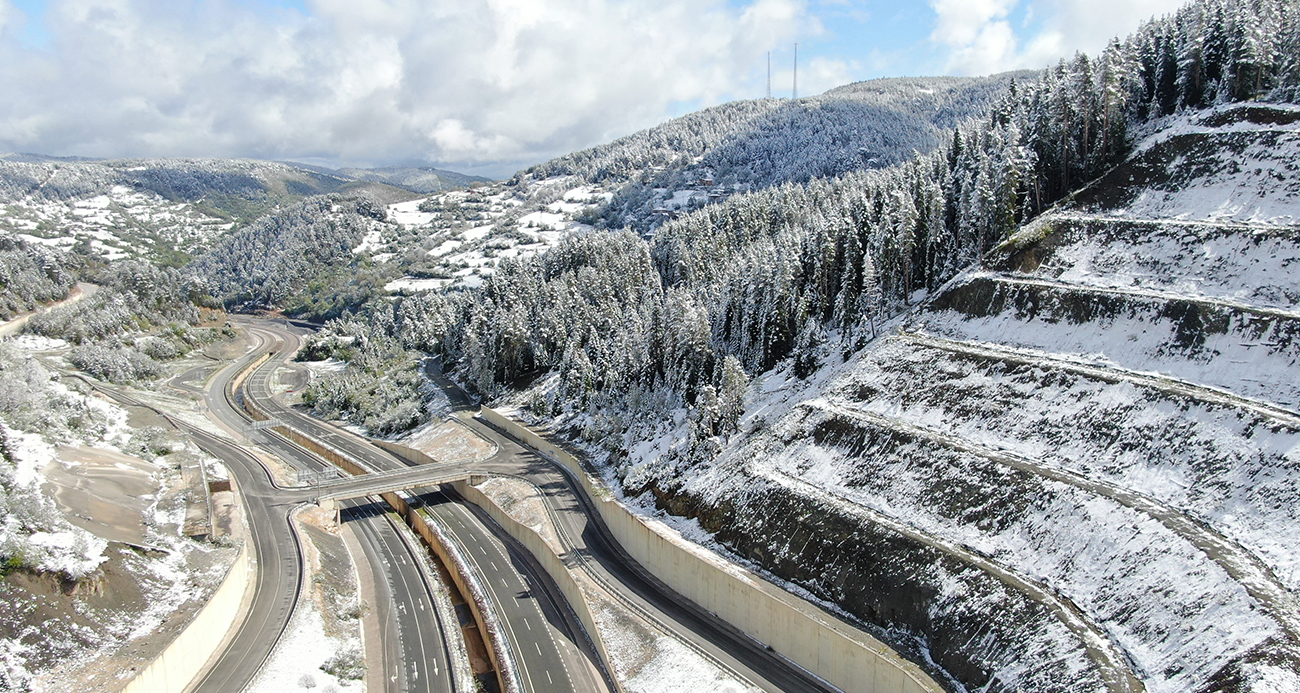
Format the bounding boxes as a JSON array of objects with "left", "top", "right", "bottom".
[
  {"left": 766, "top": 51, "right": 771, "bottom": 98},
  {"left": 793, "top": 43, "right": 798, "bottom": 99}
]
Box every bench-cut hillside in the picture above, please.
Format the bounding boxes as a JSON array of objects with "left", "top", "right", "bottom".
[{"left": 642, "top": 103, "right": 1300, "bottom": 693}]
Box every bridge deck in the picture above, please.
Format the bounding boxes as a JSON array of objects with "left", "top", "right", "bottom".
[{"left": 311, "top": 463, "right": 470, "bottom": 501}]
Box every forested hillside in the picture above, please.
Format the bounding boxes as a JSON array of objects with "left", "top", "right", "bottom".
[
  {"left": 0, "top": 235, "right": 79, "bottom": 320},
  {"left": 4, "top": 0, "right": 1292, "bottom": 688},
  {"left": 189, "top": 196, "right": 397, "bottom": 317},
  {"left": 0, "top": 157, "right": 477, "bottom": 267},
  {"left": 526, "top": 73, "right": 1028, "bottom": 233},
  {"left": 401, "top": 0, "right": 1300, "bottom": 407},
  {"left": 359, "top": 72, "right": 1039, "bottom": 302},
  {"left": 341, "top": 0, "right": 1300, "bottom": 690},
  {"left": 334, "top": 166, "right": 492, "bottom": 193}
]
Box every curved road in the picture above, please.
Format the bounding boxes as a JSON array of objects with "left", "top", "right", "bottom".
[
  {"left": 172, "top": 331, "right": 459, "bottom": 693},
  {"left": 76, "top": 371, "right": 306, "bottom": 693},
  {"left": 236, "top": 319, "right": 611, "bottom": 693},
  {"left": 247, "top": 317, "right": 843, "bottom": 693},
  {"left": 430, "top": 370, "right": 844, "bottom": 693}
]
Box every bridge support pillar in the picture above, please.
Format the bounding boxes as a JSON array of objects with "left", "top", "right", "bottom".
[{"left": 317, "top": 497, "right": 340, "bottom": 528}]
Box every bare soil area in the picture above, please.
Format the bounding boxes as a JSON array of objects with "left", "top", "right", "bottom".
[
  {"left": 404, "top": 419, "right": 496, "bottom": 464},
  {"left": 45, "top": 446, "right": 158, "bottom": 546},
  {"left": 2, "top": 541, "right": 236, "bottom": 693}
]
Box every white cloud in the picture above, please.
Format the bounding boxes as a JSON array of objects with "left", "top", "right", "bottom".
[
  {"left": 930, "top": 0, "right": 1016, "bottom": 48},
  {"left": 930, "top": 0, "right": 1187, "bottom": 76},
  {"left": 0, "top": 0, "right": 818, "bottom": 176}
]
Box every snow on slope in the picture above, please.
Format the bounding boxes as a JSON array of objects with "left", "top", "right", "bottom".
[
  {"left": 380, "top": 183, "right": 592, "bottom": 292},
  {"left": 0, "top": 184, "right": 233, "bottom": 261},
  {"left": 599, "top": 103, "right": 1300, "bottom": 692},
  {"left": 998, "top": 215, "right": 1300, "bottom": 310},
  {"left": 1072, "top": 104, "right": 1300, "bottom": 225}
]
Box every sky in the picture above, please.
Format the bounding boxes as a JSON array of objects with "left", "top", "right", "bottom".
[{"left": 0, "top": 0, "right": 1187, "bottom": 178}]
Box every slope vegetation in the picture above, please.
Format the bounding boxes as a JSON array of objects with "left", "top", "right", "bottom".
[
  {"left": 650, "top": 103, "right": 1300, "bottom": 693},
  {"left": 0, "top": 157, "right": 463, "bottom": 265}
]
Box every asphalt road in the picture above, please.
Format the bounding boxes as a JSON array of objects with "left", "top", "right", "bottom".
[
  {"left": 418, "top": 487, "right": 597, "bottom": 693},
  {"left": 174, "top": 332, "right": 457, "bottom": 693},
  {"left": 427, "top": 368, "right": 843, "bottom": 693},
  {"left": 180, "top": 425, "right": 304, "bottom": 693},
  {"left": 347, "top": 503, "right": 459, "bottom": 692},
  {"left": 245, "top": 317, "right": 841, "bottom": 693},
  {"left": 83, "top": 347, "right": 306, "bottom": 693},
  {"left": 234, "top": 319, "right": 609, "bottom": 693}
]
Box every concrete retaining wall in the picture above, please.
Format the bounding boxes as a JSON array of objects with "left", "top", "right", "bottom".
[
  {"left": 476, "top": 407, "right": 942, "bottom": 693},
  {"left": 117, "top": 542, "right": 251, "bottom": 693},
  {"left": 233, "top": 354, "right": 514, "bottom": 693},
  {"left": 453, "top": 480, "right": 625, "bottom": 693},
  {"left": 371, "top": 439, "right": 440, "bottom": 466},
  {"left": 382, "top": 491, "right": 519, "bottom": 693}
]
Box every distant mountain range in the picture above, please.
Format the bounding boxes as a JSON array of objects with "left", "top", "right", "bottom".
[{"left": 0, "top": 153, "right": 493, "bottom": 193}]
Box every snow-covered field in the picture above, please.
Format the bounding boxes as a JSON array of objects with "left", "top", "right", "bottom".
[{"left": 246, "top": 601, "right": 362, "bottom": 693}]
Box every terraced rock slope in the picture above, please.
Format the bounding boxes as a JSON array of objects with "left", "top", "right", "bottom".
[{"left": 642, "top": 103, "right": 1300, "bottom": 692}]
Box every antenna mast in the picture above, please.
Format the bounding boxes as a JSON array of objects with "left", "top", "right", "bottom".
[
  {"left": 793, "top": 43, "right": 798, "bottom": 99},
  {"left": 766, "top": 51, "right": 771, "bottom": 98}
]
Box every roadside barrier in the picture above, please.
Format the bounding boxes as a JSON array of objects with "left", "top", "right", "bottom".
[
  {"left": 476, "top": 406, "right": 942, "bottom": 693},
  {"left": 235, "top": 352, "right": 516, "bottom": 693},
  {"left": 118, "top": 543, "right": 251, "bottom": 693}
]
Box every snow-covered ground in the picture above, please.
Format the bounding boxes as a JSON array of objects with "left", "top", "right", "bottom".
[
  {"left": 0, "top": 184, "right": 233, "bottom": 261},
  {"left": 384, "top": 276, "right": 452, "bottom": 293},
  {"left": 514, "top": 103, "right": 1300, "bottom": 693},
  {"left": 1004, "top": 214, "right": 1300, "bottom": 310},
  {"left": 245, "top": 601, "right": 361, "bottom": 693},
  {"left": 2, "top": 428, "right": 109, "bottom": 578},
  {"left": 0, "top": 338, "right": 239, "bottom": 691},
  {"left": 1078, "top": 104, "right": 1300, "bottom": 225},
  {"left": 374, "top": 174, "right": 700, "bottom": 293}
]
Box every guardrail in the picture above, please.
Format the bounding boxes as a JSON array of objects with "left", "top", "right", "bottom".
[{"left": 476, "top": 406, "right": 942, "bottom": 693}]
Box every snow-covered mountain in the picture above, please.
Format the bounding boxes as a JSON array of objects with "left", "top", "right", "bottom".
[
  {"left": 395, "top": 1, "right": 1300, "bottom": 678},
  {"left": 370, "top": 72, "right": 1028, "bottom": 295},
  {"left": 0, "top": 157, "right": 481, "bottom": 265},
  {"left": 617, "top": 102, "right": 1300, "bottom": 693}
]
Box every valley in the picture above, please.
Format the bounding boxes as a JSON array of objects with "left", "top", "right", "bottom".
[{"left": 1, "top": 0, "right": 1299, "bottom": 691}]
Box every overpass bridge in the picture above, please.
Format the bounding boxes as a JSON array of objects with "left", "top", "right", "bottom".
[{"left": 283, "top": 463, "right": 471, "bottom": 506}]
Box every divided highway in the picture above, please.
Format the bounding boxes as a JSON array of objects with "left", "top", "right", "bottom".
[
  {"left": 172, "top": 332, "right": 459, "bottom": 693},
  {"left": 234, "top": 319, "right": 610, "bottom": 693},
  {"left": 74, "top": 374, "right": 305, "bottom": 693},
  {"left": 430, "top": 369, "right": 843, "bottom": 693},
  {"left": 243, "top": 317, "right": 843, "bottom": 693}
]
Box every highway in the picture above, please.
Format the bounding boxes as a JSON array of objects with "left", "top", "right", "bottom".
[
  {"left": 171, "top": 333, "right": 459, "bottom": 693},
  {"left": 427, "top": 369, "right": 843, "bottom": 693},
  {"left": 68, "top": 359, "right": 307, "bottom": 693},
  {"left": 243, "top": 317, "right": 841, "bottom": 693},
  {"left": 234, "top": 319, "right": 611, "bottom": 693}
]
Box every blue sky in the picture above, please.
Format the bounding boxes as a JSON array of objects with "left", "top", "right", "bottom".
[{"left": 0, "top": 0, "right": 1186, "bottom": 176}]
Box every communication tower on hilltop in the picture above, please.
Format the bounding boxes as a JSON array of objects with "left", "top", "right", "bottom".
[
  {"left": 793, "top": 43, "right": 798, "bottom": 99},
  {"left": 767, "top": 51, "right": 771, "bottom": 99}
]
